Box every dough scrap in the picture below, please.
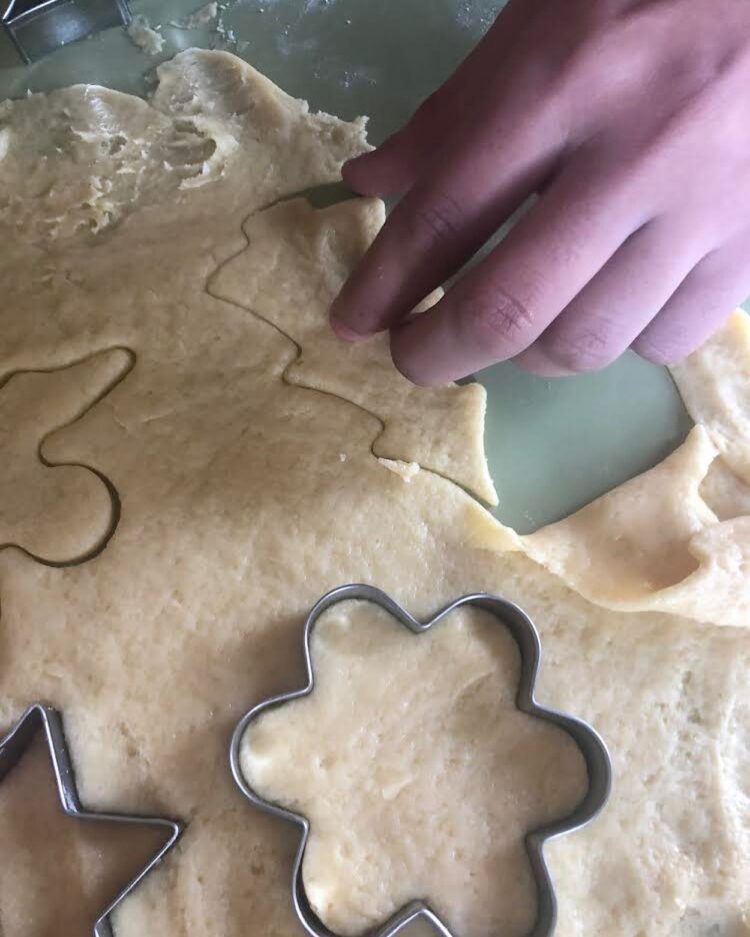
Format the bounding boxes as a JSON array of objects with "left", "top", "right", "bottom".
[
  {"left": 520, "top": 427, "right": 722, "bottom": 610},
  {"left": 242, "top": 601, "right": 588, "bottom": 937},
  {"left": 671, "top": 311, "right": 750, "bottom": 485},
  {"left": 126, "top": 15, "right": 166, "bottom": 55},
  {"left": 0, "top": 349, "right": 132, "bottom": 564},
  {"left": 378, "top": 457, "right": 421, "bottom": 482},
  {"left": 0, "top": 50, "right": 747, "bottom": 937},
  {"left": 521, "top": 328, "right": 750, "bottom": 627}
]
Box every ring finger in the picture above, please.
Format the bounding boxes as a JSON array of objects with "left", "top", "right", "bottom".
[
  {"left": 387, "top": 156, "right": 654, "bottom": 384},
  {"left": 632, "top": 230, "right": 750, "bottom": 365},
  {"left": 515, "top": 217, "right": 710, "bottom": 376}
]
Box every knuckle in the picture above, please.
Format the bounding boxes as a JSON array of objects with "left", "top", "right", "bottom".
[
  {"left": 539, "top": 321, "right": 619, "bottom": 373},
  {"left": 406, "top": 190, "right": 464, "bottom": 251},
  {"left": 462, "top": 289, "right": 536, "bottom": 356},
  {"left": 631, "top": 333, "right": 688, "bottom": 366}
]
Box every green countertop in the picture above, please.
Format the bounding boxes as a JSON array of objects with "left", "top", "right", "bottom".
[{"left": 0, "top": 0, "right": 697, "bottom": 532}]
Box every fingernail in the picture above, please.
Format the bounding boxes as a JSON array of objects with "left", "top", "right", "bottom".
[{"left": 330, "top": 313, "right": 368, "bottom": 343}]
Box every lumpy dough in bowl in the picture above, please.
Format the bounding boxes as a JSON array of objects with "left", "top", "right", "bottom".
[
  {"left": 0, "top": 48, "right": 748, "bottom": 937},
  {"left": 242, "top": 601, "right": 589, "bottom": 937}
]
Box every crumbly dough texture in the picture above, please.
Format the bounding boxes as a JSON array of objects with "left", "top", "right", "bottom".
[{"left": 0, "top": 49, "right": 747, "bottom": 937}]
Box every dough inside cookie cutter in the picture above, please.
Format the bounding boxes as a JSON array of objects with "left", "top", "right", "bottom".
[
  {"left": 0, "top": 703, "right": 183, "bottom": 937},
  {"left": 230, "top": 583, "right": 613, "bottom": 937},
  {"left": 1, "top": 0, "right": 131, "bottom": 63}
]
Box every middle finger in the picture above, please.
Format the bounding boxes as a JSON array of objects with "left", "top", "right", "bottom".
[{"left": 330, "top": 90, "right": 565, "bottom": 340}]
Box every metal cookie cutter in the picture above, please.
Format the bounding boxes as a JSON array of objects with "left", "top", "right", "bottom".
[
  {"left": 2, "top": 0, "right": 131, "bottom": 64},
  {"left": 0, "top": 703, "right": 183, "bottom": 937},
  {"left": 230, "top": 584, "right": 613, "bottom": 937}
]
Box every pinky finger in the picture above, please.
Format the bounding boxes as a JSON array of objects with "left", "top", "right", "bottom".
[{"left": 632, "top": 233, "right": 750, "bottom": 365}]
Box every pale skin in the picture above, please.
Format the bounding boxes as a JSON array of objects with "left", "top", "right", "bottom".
[{"left": 330, "top": 0, "right": 750, "bottom": 384}]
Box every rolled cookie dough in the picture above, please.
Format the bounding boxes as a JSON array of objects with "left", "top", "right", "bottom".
[{"left": 0, "top": 50, "right": 747, "bottom": 937}]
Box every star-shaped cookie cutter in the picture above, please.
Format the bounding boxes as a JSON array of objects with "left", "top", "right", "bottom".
[
  {"left": 0, "top": 703, "right": 183, "bottom": 937},
  {"left": 230, "top": 584, "right": 613, "bottom": 937}
]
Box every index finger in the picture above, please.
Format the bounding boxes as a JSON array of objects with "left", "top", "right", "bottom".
[
  {"left": 389, "top": 162, "right": 648, "bottom": 384},
  {"left": 331, "top": 96, "right": 562, "bottom": 341},
  {"left": 343, "top": 0, "right": 544, "bottom": 198}
]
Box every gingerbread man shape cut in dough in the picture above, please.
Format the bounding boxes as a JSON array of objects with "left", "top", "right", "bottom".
[{"left": 0, "top": 348, "right": 133, "bottom": 566}]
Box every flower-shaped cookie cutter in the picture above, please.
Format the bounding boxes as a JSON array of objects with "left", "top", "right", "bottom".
[
  {"left": 230, "top": 584, "right": 613, "bottom": 937},
  {"left": 0, "top": 703, "right": 183, "bottom": 937}
]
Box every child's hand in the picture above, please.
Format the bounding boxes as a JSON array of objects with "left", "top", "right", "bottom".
[{"left": 330, "top": 0, "right": 750, "bottom": 383}]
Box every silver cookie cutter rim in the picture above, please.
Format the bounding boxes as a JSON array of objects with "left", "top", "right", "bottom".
[
  {"left": 1, "top": 0, "right": 131, "bottom": 64},
  {"left": 0, "top": 703, "right": 184, "bottom": 937},
  {"left": 229, "top": 583, "right": 613, "bottom": 937}
]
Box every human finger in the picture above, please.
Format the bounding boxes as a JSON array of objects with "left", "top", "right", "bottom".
[
  {"left": 343, "top": 0, "right": 543, "bottom": 198},
  {"left": 514, "top": 217, "right": 709, "bottom": 376},
  {"left": 388, "top": 162, "right": 650, "bottom": 384},
  {"left": 632, "top": 232, "right": 750, "bottom": 364},
  {"left": 331, "top": 97, "right": 563, "bottom": 342}
]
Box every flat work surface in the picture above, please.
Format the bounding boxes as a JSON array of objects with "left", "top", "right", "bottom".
[{"left": 0, "top": 0, "right": 696, "bottom": 531}]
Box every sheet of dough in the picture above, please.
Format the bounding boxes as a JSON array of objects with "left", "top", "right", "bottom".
[{"left": 0, "top": 49, "right": 747, "bottom": 937}]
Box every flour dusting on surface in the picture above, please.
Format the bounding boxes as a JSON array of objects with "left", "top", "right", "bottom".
[
  {"left": 455, "top": 1, "right": 500, "bottom": 31},
  {"left": 169, "top": 2, "right": 218, "bottom": 29}
]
